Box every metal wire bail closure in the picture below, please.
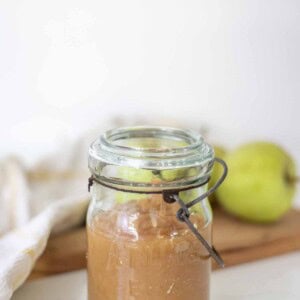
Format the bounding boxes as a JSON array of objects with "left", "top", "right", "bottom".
[
  {"left": 88, "top": 157, "right": 228, "bottom": 268},
  {"left": 163, "top": 158, "right": 228, "bottom": 267}
]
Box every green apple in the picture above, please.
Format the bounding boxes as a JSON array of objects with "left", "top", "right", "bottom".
[
  {"left": 115, "top": 167, "right": 155, "bottom": 203},
  {"left": 216, "top": 142, "right": 297, "bottom": 223},
  {"left": 208, "top": 145, "right": 226, "bottom": 202},
  {"left": 160, "top": 166, "right": 200, "bottom": 182},
  {"left": 115, "top": 139, "right": 189, "bottom": 203},
  {"left": 159, "top": 140, "right": 191, "bottom": 181},
  {"left": 160, "top": 168, "right": 186, "bottom": 181},
  {"left": 117, "top": 166, "right": 154, "bottom": 183}
]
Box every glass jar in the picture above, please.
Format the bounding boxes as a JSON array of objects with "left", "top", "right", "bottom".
[{"left": 87, "top": 126, "right": 226, "bottom": 300}]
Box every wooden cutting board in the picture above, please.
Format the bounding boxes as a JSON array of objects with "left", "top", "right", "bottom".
[{"left": 28, "top": 207, "right": 300, "bottom": 280}]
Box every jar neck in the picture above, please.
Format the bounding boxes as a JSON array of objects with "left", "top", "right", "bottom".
[{"left": 88, "top": 126, "right": 214, "bottom": 191}]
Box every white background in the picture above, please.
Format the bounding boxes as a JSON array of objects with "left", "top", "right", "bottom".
[{"left": 0, "top": 0, "right": 299, "bottom": 167}]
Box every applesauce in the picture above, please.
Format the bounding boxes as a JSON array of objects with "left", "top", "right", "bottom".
[{"left": 87, "top": 196, "right": 211, "bottom": 300}]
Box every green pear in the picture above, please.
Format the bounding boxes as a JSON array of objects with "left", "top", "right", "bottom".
[
  {"left": 208, "top": 145, "right": 226, "bottom": 202},
  {"left": 217, "top": 142, "right": 297, "bottom": 223}
]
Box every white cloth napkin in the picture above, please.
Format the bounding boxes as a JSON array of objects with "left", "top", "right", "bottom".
[
  {"left": 0, "top": 114, "right": 132, "bottom": 300},
  {"left": 0, "top": 117, "right": 113, "bottom": 300},
  {"left": 0, "top": 154, "right": 90, "bottom": 300}
]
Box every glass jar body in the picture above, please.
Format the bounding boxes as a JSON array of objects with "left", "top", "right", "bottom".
[{"left": 87, "top": 182, "right": 212, "bottom": 300}]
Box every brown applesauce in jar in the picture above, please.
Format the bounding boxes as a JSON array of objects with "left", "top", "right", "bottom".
[{"left": 87, "top": 196, "right": 211, "bottom": 300}]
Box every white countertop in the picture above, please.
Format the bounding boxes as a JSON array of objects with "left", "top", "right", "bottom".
[{"left": 12, "top": 251, "right": 300, "bottom": 300}]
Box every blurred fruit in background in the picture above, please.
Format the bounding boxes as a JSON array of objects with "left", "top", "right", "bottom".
[
  {"left": 216, "top": 142, "right": 297, "bottom": 223},
  {"left": 209, "top": 145, "right": 226, "bottom": 202}
]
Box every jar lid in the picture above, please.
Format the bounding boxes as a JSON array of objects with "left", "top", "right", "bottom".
[{"left": 88, "top": 126, "right": 214, "bottom": 189}]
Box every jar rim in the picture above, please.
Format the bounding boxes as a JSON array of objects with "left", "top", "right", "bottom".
[{"left": 89, "top": 126, "right": 214, "bottom": 171}]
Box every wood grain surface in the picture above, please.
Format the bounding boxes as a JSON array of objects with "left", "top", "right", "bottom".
[{"left": 29, "top": 207, "right": 300, "bottom": 280}]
